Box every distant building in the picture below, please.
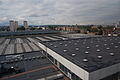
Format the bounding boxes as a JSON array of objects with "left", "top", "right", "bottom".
[
  {"left": 9, "top": 20, "right": 18, "bottom": 32},
  {"left": 24, "top": 21, "right": 29, "bottom": 29},
  {"left": 9, "top": 20, "right": 15, "bottom": 32},
  {"left": 14, "top": 21, "right": 19, "bottom": 31}
]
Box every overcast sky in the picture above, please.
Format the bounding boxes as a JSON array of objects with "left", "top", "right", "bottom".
[{"left": 0, "top": 0, "right": 120, "bottom": 25}]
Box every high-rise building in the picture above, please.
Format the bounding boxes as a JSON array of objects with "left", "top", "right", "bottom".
[
  {"left": 9, "top": 20, "right": 15, "bottom": 32},
  {"left": 9, "top": 20, "right": 18, "bottom": 32},
  {"left": 24, "top": 21, "right": 28, "bottom": 29},
  {"left": 14, "top": 21, "right": 18, "bottom": 31}
]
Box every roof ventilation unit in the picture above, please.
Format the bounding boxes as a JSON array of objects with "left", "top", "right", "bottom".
[
  {"left": 63, "top": 49, "right": 67, "bottom": 52},
  {"left": 83, "top": 42, "right": 85, "bottom": 44},
  {"left": 75, "top": 48, "right": 79, "bottom": 51},
  {"left": 115, "top": 46, "right": 118, "bottom": 48},
  {"left": 85, "top": 51, "right": 89, "bottom": 54},
  {"left": 111, "top": 43, "right": 114, "bottom": 45},
  {"left": 104, "top": 44, "right": 107, "bottom": 46},
  {"left": 96, "top": 45, "right": 99, "bottom": 47},
  {"left": 97, "top": 55, "right": 103, "bottom": 59},
  {"left": 69, "top": 41, "right": 71, "bottom": 43},
  {"left": 110, "top": 53, "right": 114, "bottom": 56},
  {"left": 74, "top": 43, "right": 77, "bottom": 45},
  {"left": 86, "top": 47, "right": 90, "bottom": 49},
  {"left": 96, "top": 49, "right": 100, "bottom": 52},
  {"left": 60, "top": 43, "right": 62, "bottom": 45},
  {"left": 50, "top": 44, "right": 53, "bottom": 46},
  {"left": 106, "top": 47, "right": 110, "bottom": 50},
  {"left": 72, "top": 54, "right": 76, "bottom": 56},
  {"left": 65, "top": 44, "right": 67, "bottom": 46},
  {"left": 54, "top": 46, "right": 57, "bottom": 48},
  {"left": 83, "top": 58, "right": 88, "bottom": 62}
]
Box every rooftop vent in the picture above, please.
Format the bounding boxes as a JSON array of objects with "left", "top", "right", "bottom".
[
  {"left": 96, "top": 45, "right": 99, "bottom": 47},
  {"left": 75, "top": 48, "right": 79, "bottom": 51},
  {"left": 50, "top": 44, "right": 53, "bottom": 46},
  {"left": 85, "top": 51, "right": 89, "bottom": 54},
  {"left": 60, "top": 43, "right": 62, "bottom": 45},
  {"left": 96, "top": 49, "right": 100, "bottom": 52},
  {"left": 97, "top": 55, "right": 103, "bottom": 59},
  {"left": 63, "top": 50, "right": 67, "bottom": 52},
  {"left": 62, "top": 38, "right": 67, "bottom": 40},
  {"left": 83, "top": 42, "right": 85, "bottom": 44},
  {"left": 104, "top": 44, "right": 107, "bottom": 46},
  {"left": 72, "top": 54, "right": 76, "bottom": 56},
  {"left": 106, "top": 47, "right": 110, "bottom": 50},
  {"left": 54, "top": 46, "right": 57, "bottom": 48},
  {"left": 111, "top": 43, "right": 114, "bottom": 45},
  {"left": 83, "top": 58, "right": 88, "bottom": 62},
  {"left": 86, "top": 47, "right": 90, "bottom": 49},
  {"left": 77, "top": 41, "right": 79, "bottom": 42},
  {"left": 69, "top": 41, "right": 71, "bottom": 43},
  {"left": 110, "top": 53, "right": 114, "bottom": 56},
  {"left": 104, "top": 40, "right": 107, "bottom": 41},
  {"left": 65, "top": 44, "right": 68, "bottom": 46},
  {"left": 74, "top": 43, "right": 77, "bottom": 45},
  {"left": 115, "top": 46, "right": 118, "bottom": 48}
]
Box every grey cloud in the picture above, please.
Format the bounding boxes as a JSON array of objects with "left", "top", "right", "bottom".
[{"left": 0, "top": 0, "right": 120, "bottom": 25}]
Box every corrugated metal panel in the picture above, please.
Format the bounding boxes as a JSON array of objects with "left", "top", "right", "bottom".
[
  {"left": 16, "top": 44, "right": 23, "bottom": 53},
  {"left": 23, "top": 43, "right": 32, "bottom": 52},
  {"left": 27, "top": 37, "right": 36, "bottom": 43},
  {"left": 28, "top": 43, "right": 39, "bottom": 51},
  {"left": 0, "top": 44, "right": 6, "bottom": 55},
  {"left": 15, "top": 38, "right": 24, "bottom": 43},
  {"left": 53, "top": 36, "right": 64, "bottom": 39},
  {"left": 44, "top": 36, "right": 58, "bottom": 40},
  {"left": 36, "top": 37, "right": 49, "bottom": 41},
  {"left": 4, "top": 39, "right": 11, "bottom": 44},
  {"left": 4, "top": 44, "right": 14, "bottom": 55}
]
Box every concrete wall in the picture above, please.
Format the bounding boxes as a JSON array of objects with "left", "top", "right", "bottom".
[{"left": 89, "top": 63, "right": 120, "bottom": 80}]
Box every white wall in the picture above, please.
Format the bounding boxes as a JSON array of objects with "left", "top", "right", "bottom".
[{"left": 89, "top": 63, "right": 120, "bottom": 80}]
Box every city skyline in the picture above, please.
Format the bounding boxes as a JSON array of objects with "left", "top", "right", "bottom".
[{"left": 0, "top": 0, "right": 120, "bottom": 25}]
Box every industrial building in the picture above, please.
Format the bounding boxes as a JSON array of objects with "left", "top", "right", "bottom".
[
  {"left": 0, "top": 34, "right": 120, "bottom": 80},
  {"left": 24, "top": 21, "right": 28, "bottom": 29},
  {"left": 38, "top": 36, "right": 120, "bottom": 80}
]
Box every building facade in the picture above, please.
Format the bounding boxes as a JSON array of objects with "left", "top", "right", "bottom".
[{"left": 24, "top": 21, "right": 28, "bottom": 29}]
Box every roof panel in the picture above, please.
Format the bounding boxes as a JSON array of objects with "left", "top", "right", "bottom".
[
  {"left": 42, "top": 36, "right": 120, "bottom": 72},
  {"left": 16, "top": 43, "right": 23, "bottom": 53},
  {"left": 36, "top": 37, "right": 49, "bottom": 41},
  {"left": 23, "top": 43, "right": 32, "bottom": 52},
  {"left": 28, "top": 43, "right": 40, "bottom": 51},
  {"left": 44, "top": 36, "right": 58, "bottom": 40},
  {"left": 4, "top": 44, "right": 14, "bottom": 55}
]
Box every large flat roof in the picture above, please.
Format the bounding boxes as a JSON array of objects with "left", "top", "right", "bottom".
[
  {"left": 42, "top": 36, "right": 120, "bottom": 72},
  {"left": 0, "top": 35, "right": 66, "bottom": 56}
]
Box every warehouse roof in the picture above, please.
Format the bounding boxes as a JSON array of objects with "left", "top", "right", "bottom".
[
  {"left": 42, "top": 36, "right": 120, "bottom": 72},
  {"left": 0, "top": 35, "right": 66, "bottom": 55}
]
